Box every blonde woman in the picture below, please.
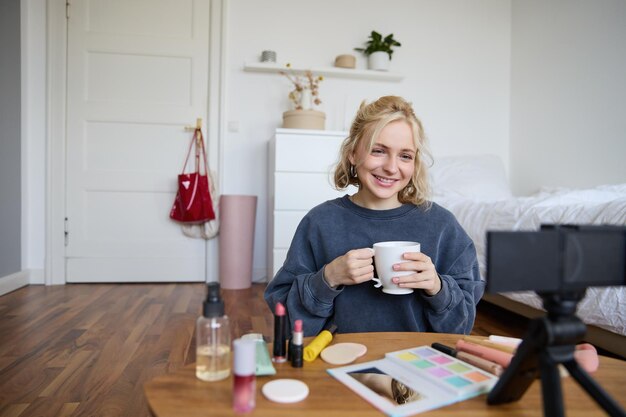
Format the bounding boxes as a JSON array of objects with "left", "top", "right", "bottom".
[{"left": 265, "top": 96, "right": 483, "bottom": 336}]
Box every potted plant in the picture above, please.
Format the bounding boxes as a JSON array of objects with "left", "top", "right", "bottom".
[{"left": 354, "top": 30, "right": 401, "bottom": 71}]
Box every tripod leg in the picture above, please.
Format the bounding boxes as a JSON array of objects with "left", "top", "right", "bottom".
[
  {"left": 487, "top": 321, "right": 541, "bottom": 405},
  {"left": 563, "top": 360, "right": 626, "bottom": 417},
  {"left": 539, "top": 350, "right": 565, "bottom": 417}
]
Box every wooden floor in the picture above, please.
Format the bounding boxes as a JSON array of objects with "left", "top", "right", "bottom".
[{"left": 0, "top": 283, "right": 528, "bottom": 417}]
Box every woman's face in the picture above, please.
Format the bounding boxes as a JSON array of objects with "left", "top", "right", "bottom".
[{"left": 350, "top": 120, "right": 416, "bottom": 209}]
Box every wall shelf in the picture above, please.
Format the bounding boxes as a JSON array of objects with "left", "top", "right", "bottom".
[{"left": 243, "top": 62, "right": 403, "bottom": 82}]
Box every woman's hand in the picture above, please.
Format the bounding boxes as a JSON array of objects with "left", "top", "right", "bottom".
[
  {"left": 392, "top": 252, "right": 442, "bottom": 296},
  {"left": 323, "top": 248, "right": 375, "bottom": 288}
]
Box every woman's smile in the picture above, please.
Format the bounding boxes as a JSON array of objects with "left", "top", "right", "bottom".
[{"left": 373, "top": 174, "right": 399, "bottom": 186}]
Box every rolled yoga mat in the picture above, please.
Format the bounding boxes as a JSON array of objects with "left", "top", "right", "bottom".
[{"left": 218, "top": 195, "right": 257, "bottom": 289}]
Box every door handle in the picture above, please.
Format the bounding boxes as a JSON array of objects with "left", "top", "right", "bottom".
[{"left": 184, "top": 118, "right": 203, "bottom": 131}]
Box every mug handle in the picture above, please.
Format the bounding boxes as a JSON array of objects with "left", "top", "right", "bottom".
[{"left": 371, "top": 247, "right": 380, "bottom": 287}]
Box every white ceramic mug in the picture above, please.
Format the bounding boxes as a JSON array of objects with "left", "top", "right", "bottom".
[{"left": 372, "top": 241, "right": 421, "bottom": 295}]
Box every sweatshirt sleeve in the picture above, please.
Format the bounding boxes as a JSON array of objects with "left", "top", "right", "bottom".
[
  {"left": 419, "top": 223, "right": 485, "bottom": 335},
  {"left": 264, "top": 216, "right": 342, "bottom": 336}
]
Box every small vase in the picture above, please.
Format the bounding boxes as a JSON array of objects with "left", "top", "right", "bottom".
[
  {"left": 368, "top": 51, "right": 390, "bottom": 71},
  {"left": 299, "top": 88, "right": 312, "bottom": 110}
]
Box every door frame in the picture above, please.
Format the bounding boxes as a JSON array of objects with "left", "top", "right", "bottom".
[{"left": 44, "top": 0, "right": 228, "bottom": 285}]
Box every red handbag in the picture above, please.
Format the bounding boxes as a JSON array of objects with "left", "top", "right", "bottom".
[{"left": 169, "top": 128, "right": 216, "bottom": 224}]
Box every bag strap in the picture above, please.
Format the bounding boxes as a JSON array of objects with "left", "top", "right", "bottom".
[
  {"left": 180, "top": 129, "right": 197, "bottom": 174},
  {"left": 196, "top": 128, "right": 210, "bottom": 177},
  {"left": 197, "top": 130, "right": 215, "bottom": 196},
  {"left": 180, "top": 129, "right": 212, "bottom": 212},
  {"left": 180, "top": 128, "right": 210, "bottom": 176}
]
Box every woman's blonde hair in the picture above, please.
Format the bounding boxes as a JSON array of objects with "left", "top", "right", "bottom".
[{"left": 334, "top": 96, "right": 432, "bottom": 206}]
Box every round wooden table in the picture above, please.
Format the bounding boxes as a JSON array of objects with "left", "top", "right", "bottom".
[{"left": 144, "top": 332, "right": 626, "bottom": 417}]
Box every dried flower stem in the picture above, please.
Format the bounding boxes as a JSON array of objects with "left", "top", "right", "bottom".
[{"left": 280, "top": 64, "right": 323, "bottom": 110}]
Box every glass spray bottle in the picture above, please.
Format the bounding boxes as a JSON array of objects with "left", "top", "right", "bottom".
[{"left": 196, "top": 282, "right": 231, "bottom": 381}]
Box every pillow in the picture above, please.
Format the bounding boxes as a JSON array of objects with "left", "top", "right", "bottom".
[{"left": 429, "top": 154, "right": 512, "bottom": 201}]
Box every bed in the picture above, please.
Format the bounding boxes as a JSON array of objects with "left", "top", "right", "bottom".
[{"left": 430, "top": 155, "right": 626, "bottom": 358}]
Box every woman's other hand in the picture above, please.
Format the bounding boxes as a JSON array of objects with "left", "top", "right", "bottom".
[
  {"left": 323, "top": 248, "right": 375, "bottom": 288},
  {"left": 392, "top": 252, "right": 442, "bottom": 296}
]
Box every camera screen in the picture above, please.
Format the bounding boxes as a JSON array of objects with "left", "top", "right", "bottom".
[
  {"left": 486, "top": 225, "right": 625, "bottom": 293},
  {"left": 562, "top": 229, "right": 625, "bottom": 287}
]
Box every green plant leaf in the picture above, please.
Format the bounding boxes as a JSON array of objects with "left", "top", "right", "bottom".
[{"left": 354, "top": 30, "right": 401, "bottom": 59}]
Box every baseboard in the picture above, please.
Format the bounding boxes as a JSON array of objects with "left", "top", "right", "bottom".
[
  {"left": 28, "top": 268, "right": 44, "bottom": 284},
  {"left": 0, "top": 270, "right": 30, "bottom": 296},
  {"left": 252, "top": 267, "right": 267, "bottom": 283}
]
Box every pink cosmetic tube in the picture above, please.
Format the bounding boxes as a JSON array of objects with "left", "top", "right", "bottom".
[
  {"left": 233, "top": 338, "right": 256, "bottom": 413},
  {"left": 456, "top": 339, "right": 513, "bottom": 369}
]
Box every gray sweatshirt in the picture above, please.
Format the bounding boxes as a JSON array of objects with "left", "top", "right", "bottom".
[{"left": 264, "top": 195, "right": 484, "bottom": 336}]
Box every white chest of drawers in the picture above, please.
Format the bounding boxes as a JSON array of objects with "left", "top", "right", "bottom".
[{"left": 267, "top": 128, "right": 354, "bottom": 281}]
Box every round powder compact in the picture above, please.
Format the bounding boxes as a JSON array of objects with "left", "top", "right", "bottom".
[
  {"left": 262, "top": 379, "right": 309, "bottom": 403},
  {"left": 320, "top": 342, "right": 368, "bottom": 365}
]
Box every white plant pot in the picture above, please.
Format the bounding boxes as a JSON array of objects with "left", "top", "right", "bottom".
[{"left": 368, "top": 51, "right": 390, "bottom": 71}]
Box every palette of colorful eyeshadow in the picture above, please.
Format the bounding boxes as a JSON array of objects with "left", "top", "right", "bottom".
[{"left": 385, "top": 345, "right": 498, "bottom": 398}]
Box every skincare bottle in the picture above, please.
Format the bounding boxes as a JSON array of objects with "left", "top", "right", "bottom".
[
  {"left": 196, "top": 282, "right": 231, "bottom": 381},
  {"left": 233, "top": 338, "right": 256, "bottom": 413}
]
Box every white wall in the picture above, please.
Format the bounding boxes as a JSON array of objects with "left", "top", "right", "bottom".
[
  {"left": 21, "top": 0, "right": 46, "bottom": 284},
  {"left": 1, "top": 0, "right": 45, "bottom": 296},
  {"left": 510, "top": 0, "right": 626, "bottom": 195},
  {"left": 1, "top": 0, "right": 22, "bottom": 281},
  {"left": 225, "top": 0, "right": 512, "bottom": 281}
]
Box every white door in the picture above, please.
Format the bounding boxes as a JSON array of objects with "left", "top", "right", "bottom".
[{"left": 65, "top": 0, "right": 211, "bottom": 282}]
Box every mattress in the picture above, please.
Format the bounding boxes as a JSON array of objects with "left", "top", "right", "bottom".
[{"left": 435, "top": 183, "right": 626, "bottom": 336}]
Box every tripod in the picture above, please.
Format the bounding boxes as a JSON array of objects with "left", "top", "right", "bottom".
[{"left": 487, "top": 291, "right": 626, "bottom": 417}]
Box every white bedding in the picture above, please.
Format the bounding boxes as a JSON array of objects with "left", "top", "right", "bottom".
[{"left": 431, "top": 158, "right": 626, "bottom": 336}]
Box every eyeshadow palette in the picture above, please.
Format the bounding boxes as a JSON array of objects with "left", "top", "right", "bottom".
[
  {"left": 328, "top": 345, "right": 499, "bottom": 416},
  {"left": 385, "top": 346, "right": 497, "bottom": 398}
]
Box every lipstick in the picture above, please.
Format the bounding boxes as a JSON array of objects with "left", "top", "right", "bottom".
[
  {"left": 291, "top": 319, "right": 303, "bottom": 368},
  {"left": 272, "top": 302, "right": 287, "bottom": 363}
]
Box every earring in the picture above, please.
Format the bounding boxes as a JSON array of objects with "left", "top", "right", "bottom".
[{"left": 350, "top": 165, "right": 358, "bottom": 178}]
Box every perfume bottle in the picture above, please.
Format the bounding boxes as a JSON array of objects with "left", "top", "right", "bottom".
[{"left": 196, "top": 282, "right": 231, "bottom": 381}]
